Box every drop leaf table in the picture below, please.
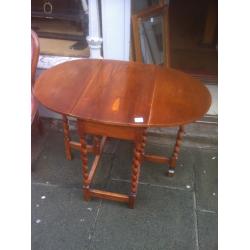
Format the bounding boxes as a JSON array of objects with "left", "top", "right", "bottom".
[{"left": 34, "top": 59, "right": 211, "bottom": 208}]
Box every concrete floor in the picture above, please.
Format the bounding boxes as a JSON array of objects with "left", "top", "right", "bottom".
[{"left": 32, "top": 118, "right": 217, "bottom": 250}]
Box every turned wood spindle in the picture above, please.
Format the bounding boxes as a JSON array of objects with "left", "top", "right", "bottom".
[
  {"left": 139, "top": 129, "right": 147, "bottom": 154},
  {"left": 62, "top": 115, "right": 72, "bottom": 160},
  {"left": 167, "top": 125, "right": 185, "bottom": 177},
  {"left": 93, "top": 136, "right": 101, "bottom": 155},
  {"left": 80, "top": 135, "right": 90, "bottom": 201},
  {"left": 129, "top": 129, "right": 146, "bottom": 208}
]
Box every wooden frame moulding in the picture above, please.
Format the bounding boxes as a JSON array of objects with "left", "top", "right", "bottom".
[{"left": 132, "top": 4, "right": 171, "bottom": 67}]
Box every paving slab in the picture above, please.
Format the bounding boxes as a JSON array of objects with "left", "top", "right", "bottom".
[
  {"left": 32, "top": 184, "right": 99, "bottom": 250},
  {"left": 194, "top": 149, "right": 218, "bottom": 212},
  {"left": 197, "top": 211, "right": 218, "bottom": 250},
  {"left": 31, "top": 130, "right": 114, "bottom": 189},
  {"left": 90, "top": 180, "right": 197, "bottom": 250},
  {"left": 38, "top": 118, "right": 120, "bottom": 155},
  {"left": 31, "top": 127, "right": 49, "bottom": 164},
  {"left": 147, "top": 121, "right": 218, "bottom": 148},
  {"left": 110, "top": 141, "right": 195, "bottom": 190},
  {"left": 31, "top": 119, "right": 217, "bottom": 250}
]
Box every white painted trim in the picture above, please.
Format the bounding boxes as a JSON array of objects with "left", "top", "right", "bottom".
[
  {"left": 87, "top": 0, "right": 103, "bottom": 58},
  {"left": 38, "top": 55, "right": 83, "bottom": 69},
  {"left": 81, "top": 0, "right": 88, "bottom": 13},
  {"left": 206, "top": 85, "right": 218, "bottom": 115},
  {"left": 124, "top": 0, "right": 132, "bottom": 60},
  {"left": 101, "top": 0, "right": 131, "bottom": 60},
  {"left": 86, "top": 36, "right": 103, "bottom": 59}
]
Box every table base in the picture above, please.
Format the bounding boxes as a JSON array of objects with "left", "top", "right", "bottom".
[{"left": 62, "top": 115, "right": 185, "bottom": 208}]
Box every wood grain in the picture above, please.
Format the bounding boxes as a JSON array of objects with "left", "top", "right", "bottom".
[{"left": 34, "top": 59, "right": 211, "bottom": 128}]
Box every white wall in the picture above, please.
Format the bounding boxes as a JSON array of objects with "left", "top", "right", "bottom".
[{"left": 101, "top": 0, "right": 131, "bottom": 60}]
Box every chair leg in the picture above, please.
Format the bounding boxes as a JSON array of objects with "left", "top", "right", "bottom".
[
  {"left": 167, "top": 125, "right": 185, "bottom": 177},
  {"left": 129, "top": 129, "right": 146, "bottom": 209},
  {"left": 80, "top": 134, "right": 91, "bottom": 201},
  {"left": 62, "top": 115, "right": 72, "bottom": 160}
]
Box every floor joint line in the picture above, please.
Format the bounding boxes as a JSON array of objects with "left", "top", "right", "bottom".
[
  {"left": 192, "top": 162, "right": 200, "bottom": 250},
  {"left": 111, "top": 178, "right": 187, "bottom": 191},
  {"left": 193, "top": 191, "right": 200, "bottom": 250}
]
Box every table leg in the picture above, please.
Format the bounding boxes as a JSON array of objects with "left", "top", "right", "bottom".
[
  {"left": 93, "top": 136, "right": 101, "bottom": 155},
  {"left": 80, "top": 134, "right": 91, "bottom": 201},
  {"left": 129, "top": 129, "right": 146, "bottom": 209},
  {"left": 167, "top": 125, "right": 185, "bottom": 177},
  {"left": 62, "top": 115, "right": 72, "bottom": 160}
]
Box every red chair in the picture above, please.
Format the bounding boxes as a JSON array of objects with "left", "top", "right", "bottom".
[{"left": 31, "top": 30, "right": 42, "bottom": 131}]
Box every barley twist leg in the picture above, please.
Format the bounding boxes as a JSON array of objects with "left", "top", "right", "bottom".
[
  {"left": 62, "top": 115, "right": 72, "bottom": 160},
  {"left": 129, "top": 130, "right": 146, "bottom": 208},
  {"left": 167, "top": 125, "right": 185, "bottom": 177},
  {"left": 80, "top": 134, "right": 90, "bottom": 201},
  {"left": 93, "top": 136, "right": 101, "bottom": 155}
]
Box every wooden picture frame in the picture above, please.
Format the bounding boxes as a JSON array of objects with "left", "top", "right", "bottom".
[{"left": 132, "top": 4, "right": 171, "bottom": 67}]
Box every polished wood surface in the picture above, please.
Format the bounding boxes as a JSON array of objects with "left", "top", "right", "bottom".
[{"left": 34, "top": 59, "right": 211, "bottom": 127}]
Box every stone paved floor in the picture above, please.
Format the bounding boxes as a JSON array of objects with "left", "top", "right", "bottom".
[{"left": 32, "top": 119, "right": 217, "bottom": 250}]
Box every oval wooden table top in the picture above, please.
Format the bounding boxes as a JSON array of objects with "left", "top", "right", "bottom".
[{"left": 34, "top": 59, "right": 211, "bottom": 127}]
